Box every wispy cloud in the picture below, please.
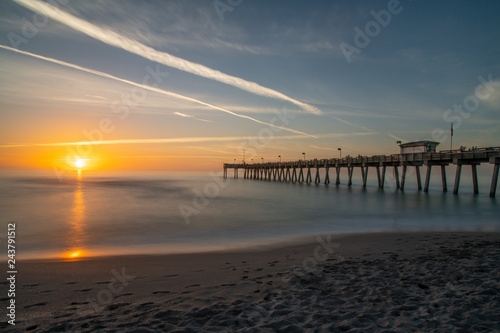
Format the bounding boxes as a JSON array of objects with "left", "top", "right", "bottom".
[
  {"left": 0, "top": 132, "right": 378, "bottom": 149},
  {"left": 173, "top": 112, "right": 213, "bottom": 123},
  {"left": 13, "top": 0, "right": 321, "bottom": 115},
  {"left": 0, "top": 45, "right": 312, "bottom": 136}
]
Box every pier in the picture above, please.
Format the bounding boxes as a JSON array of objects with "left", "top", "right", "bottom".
[{"left": 223, "top": 147, "right": 500, "bottom": 197}]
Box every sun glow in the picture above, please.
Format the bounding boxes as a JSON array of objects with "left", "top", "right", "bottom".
[{"left": 74, "top": 158, "right": 86, "bottom": 169}]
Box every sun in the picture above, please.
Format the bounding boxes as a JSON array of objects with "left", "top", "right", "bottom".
[{"left": 74, "top": 158, "right": 86, "bottom": 169}]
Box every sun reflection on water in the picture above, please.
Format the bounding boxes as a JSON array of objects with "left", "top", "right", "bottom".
[{"left": 63, "top": 171, "right": 87, "bottom": 260}]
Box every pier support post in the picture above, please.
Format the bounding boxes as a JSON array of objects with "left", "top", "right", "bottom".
[
  {"left": 298, "top": 167, "right": 304, "bottom": 183},
  {"left": 453, "top": 164, "right": 462, "bottom": 194},
  {"left": 490, "top": 163, "right": 499, "bottom": 197},
  {"left": 424, "top": 165, "right": 432, "bottom": 192},
  {"left": 381, "top": 166, "right": 386, "bottom": 189},
  {"left": 441, "top": 165, "right": 448, "bottom": 192},
  {"left": 416, "top": 166, "right": 422, "bottom": 191},
  {"left": 315, "top": 167, "right": 321, "bottom": 184},
  {"left": 394, "top": 166, "right": 400, "bottom": 189},
  {"left": 306, "top": 167, "right": 312, "bottom": 184},
  {"left": 400, "top": 165, "right": 407, "bottom": 190},
  {"left": 292, "top": 167, "right": 297, "bottom": 183},
  {"left": 376, "top": 167, "right": 381, "bottom": 188},
  {"left": 325, "top": 166, "right": 330, "bottom": 185},
  {"left": 347, "top": 167, "right": 353, "bottom": 186},
  {"left": 285, "top": 167, "right": 291, "bottom": 182},
  {"left": 361, "top": 166, "right": 368, "bottom": 187},
  {"left": 471, "top": 164, "right": 479, "bottom": 194},
  {"left": 335, "top": 166, "right": 341, "bottom": 185},
  {"left": 224, "top": 167, "right": 227, "bottom": 179}
]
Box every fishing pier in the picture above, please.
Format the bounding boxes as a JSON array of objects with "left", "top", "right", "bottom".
[{"left": 223, "top": 146, "right": 500, "bottom": 197}]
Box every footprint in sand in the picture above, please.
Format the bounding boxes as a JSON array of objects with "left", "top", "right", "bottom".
[
  {"left": 106, "top": 303, "right": 131, "bottom": 311},
  {"left": 23, "top": 284, "right": 40, "bottom": 288},
  {"left": 64, "top": 282, "right": 77, "bottom": 285},
  {"left": 76, "top": 288, "right": 92, "bottom": 292},
  {"left": 96, "top": 281, "right": 111, "bottom": 285},
  {"left": 39, "top": 290, "right": 55, "bottom": 294},
  {"left": 162, "top": 274, "right": 179, "bottom": 278},
  {"left": 220, "top": 283, "right": 237, "bottom": 287},
  {"left": 25, "top": 302, "right": 47, "bottom": 309},
  {"left": 152, "top": 291, "right": 170, "bottom": 295},
  {"left": 185, "top": 284, "right": 201, "bottom": 288},
  {"left": 115, "top": 293, "right": 134, "bottom": 298},
  {"left": 70, "top": 301, "right": 89, "bottom": 305},
  {"left": 54, "top": 313, "right": 73, "bottom": 319}
]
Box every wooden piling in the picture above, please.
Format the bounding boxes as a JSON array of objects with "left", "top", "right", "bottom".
[
  {"left": 347, "top": 167, "right": 353, "bottom": 186},
  {"left": 394, "top": 166, "right": 400, "bottom": 189},
  {"left": 453, "top": 164, "right": 462, "bottom": 194},
  {"left": 441, "top": 165, "right": 448, "bottom": 192},
  {"left": 400, "top": 165, "right": 407, "bottom": 190},
  {"left": 424, "top": 165, "right": 432, "bottom": 192},
  {"left": 416, "top": 166, "right": 422, "bottom": 190},
  {"left": 490, "top": 163, "right": 499, "bottom": 197},
  {"left": 315, "top": 167, "right": 321, "bottom": 184},
  {"left": 471, "top": 164, "right": 479, "bottom": 194},
  {"left": 306, "top": 167, "right": 312, "bottom": 184}
]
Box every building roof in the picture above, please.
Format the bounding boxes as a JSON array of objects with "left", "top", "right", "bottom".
[{"left": 399, "top": 140, "right": 440, "bottom": 148}]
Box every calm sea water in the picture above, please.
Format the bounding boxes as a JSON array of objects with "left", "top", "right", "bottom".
[{"left": 1, "top": 166, "right": 499, "bottom": 260}]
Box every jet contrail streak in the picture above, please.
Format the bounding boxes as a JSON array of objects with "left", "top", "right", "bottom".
[
  {"left": 12, "top": 0, "right": 321, "bottom": 115},
  {"left": 0, "top": 44, "right": 313, "bottom": 137},
  {"left": 0, "top": 132, "right": 378, "bottom": 148}
]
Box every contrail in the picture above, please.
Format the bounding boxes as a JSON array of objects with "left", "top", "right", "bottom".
[
  {"left": 12, "top": 0, "right": 321, "bottom": 115},
  {"left": 0, "top": 45, "right": 313, "bottom": 136},
  {"left": 0, "top": 132, "right": 377, "bottom": 148}
]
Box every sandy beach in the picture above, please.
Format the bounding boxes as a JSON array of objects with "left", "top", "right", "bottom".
[{"left": 2, "top": 231, "right": 499, "bottom": 332}]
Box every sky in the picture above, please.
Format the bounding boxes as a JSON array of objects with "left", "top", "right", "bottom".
[{"left": 0, "top": 0, "right": 499, "bottom": 172}]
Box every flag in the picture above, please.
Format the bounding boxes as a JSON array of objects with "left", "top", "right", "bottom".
[{"left": 451, "top": 123, "right": 453, "bottom": 137}]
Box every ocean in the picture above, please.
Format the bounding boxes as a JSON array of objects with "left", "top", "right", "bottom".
[{"left": 1, "top": 166, "right": 499, "bottom": 260}]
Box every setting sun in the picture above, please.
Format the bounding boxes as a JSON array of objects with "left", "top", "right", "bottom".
[{"left": 74, "top": 158, "right": 86, "bottom": 169}]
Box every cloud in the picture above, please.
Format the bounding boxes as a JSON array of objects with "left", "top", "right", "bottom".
[
  {"left": 13, "top": 0, "right": 321, "bottom": 115},
  {"left": 173, "top": 112, "right": 213, "bottom": 123},
  {"left": 0, "top": 45, "right": 312, "bottom": 136},
  {"left": 0, "top": 132, "right": 378, "bottom": 149}
]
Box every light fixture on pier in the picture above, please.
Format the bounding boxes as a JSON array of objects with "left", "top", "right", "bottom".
[
  {"left": 338, "top": 148, "right": 342, "bottom": 159},
  {"left": 278, "top": 155, "right": 281, "bottom": 163},
  {"left": 302, "top": 152, "right": 305, "bottom": 161},
  {"left": 261, "top": 157, "right": 264, "bottom": 163}
]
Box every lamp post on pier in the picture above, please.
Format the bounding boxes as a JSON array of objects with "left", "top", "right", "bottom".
[
  {"left": 302, "top": 152, "right": 305, "bottom": 161},
  {"left": 338, "top": 148, "right": 342, "bottom": 159},
  {"left": 278, "top": 155, "right": 281, "bottom": 163}
]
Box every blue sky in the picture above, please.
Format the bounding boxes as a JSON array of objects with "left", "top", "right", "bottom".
[{"left": 0, "top": 0, "right": 499, "bottom": 170}]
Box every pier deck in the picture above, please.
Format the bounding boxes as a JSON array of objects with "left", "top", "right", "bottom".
[{"left": 223, "top": 147, "right": 500, "bottom": 197}]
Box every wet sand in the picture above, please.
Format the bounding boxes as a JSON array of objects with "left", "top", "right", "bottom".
[{"left": 2, "top": 231, "right": 499, "bottom": 332}]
